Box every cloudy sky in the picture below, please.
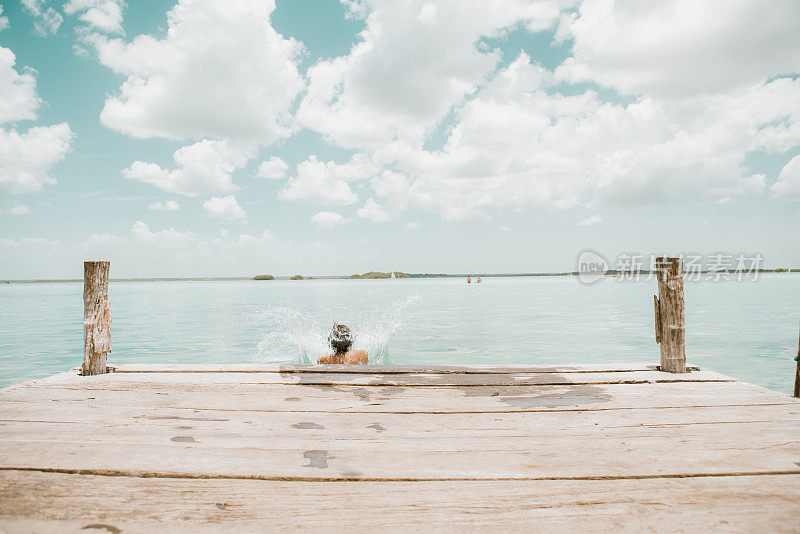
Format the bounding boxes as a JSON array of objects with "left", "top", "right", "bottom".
[{"left": 1, "top": 0, "right": 799, "bottom": 278}]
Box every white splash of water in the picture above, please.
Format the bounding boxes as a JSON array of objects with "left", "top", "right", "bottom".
[
  {"left": 349, "top": 296, "right": 417, "bottom": 363},
  {"left": 251, "top": 296, "right": 418, "bottom": 364}
]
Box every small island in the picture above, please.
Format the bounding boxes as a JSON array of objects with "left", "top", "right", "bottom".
[
  {"left": 348, "top": 271, "right": 410, "bottom": 279},
  {"left": 253, "top": 274, "right": 274, "bottom": 280}
]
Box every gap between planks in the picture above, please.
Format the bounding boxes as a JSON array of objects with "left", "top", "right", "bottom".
[
  {"left": 102, "top": 363, "right": 702, "bottom": 374},
  {"left": 1, "top": 467, "right": 799, "bottom": 482},
  {"left": 4, "top": 402, "right": 791, "bottom": 416}
]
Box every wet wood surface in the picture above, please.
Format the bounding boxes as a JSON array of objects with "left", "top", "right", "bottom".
[{"left": 1, "top": 364, "right": 799, "bottom": 531}]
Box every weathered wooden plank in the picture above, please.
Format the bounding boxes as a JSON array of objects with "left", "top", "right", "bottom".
[
  {"left": 2, "top": 399, "right": 799, "bottom": 428},
  {"left": 17, "top": 369, "right": 731, "bottom": 388},
  {"left": 1, "top": 363, "right": 799, "bottom": 530},
  {"left": 2, "top": 471, "right": 800, "bottom": 532},
  {"left": 2, "top": 381, "right": 796, "bottom": 414},
  {"left": 0, "top": 403, "right": 800, "bottom": 440},
  {"left": 794, "top": 320, "right": 800, "bottom": 398},
  {"left": 1, "top": 412, "right": 798, "bottom": 459},
  {"left": 0, "top": 471, "right": 797, "bottom": 532},
  {"left": 1, "top": 421, "right": 798, "bottom": 479},
  {"left": 104, "top": 363, "right": 701, "bottom": 374}
]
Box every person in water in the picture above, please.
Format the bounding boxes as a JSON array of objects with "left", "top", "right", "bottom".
[{"left": 318, "top": 324, "right": 368, "bottom": 364}]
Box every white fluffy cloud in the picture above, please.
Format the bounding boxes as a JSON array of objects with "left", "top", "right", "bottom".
[
  {"left": 356, "top": 198, "right": 390, "bottom": 222},
  {"left": 288, "top": 1, "right": 800, "bottom": 222},
  {"left": 148, "top": 200, "right": 180, "bottom": 211},
  {"left": 356, "top": 170, "right": 409, "bottom": 221},
  {"left": 381, "top": 54, "right": 800, "bottom": 219},
  {"left": 13, "top": 222, "right": 341, "bottom": 279},
  {"left": 0, "top": 124, "right": 73, "bottom": 191},
  {"left": 311, "top": 210, "right": 348, "bottom": 228},
  {"left": 0, "top": 5, "right": 9, "bottom": 31},
  {"left": 131, "top": 220, "right": 197, "bottom": 249},
  {"left": 557, "top": 0, "right": 800, "bottom": 98},
  {"left": 279, "top": 155, "right": 375, "bottom": 206},
  {"left": 5, "top": 205, "right": 31, "bottom": 215},
  {"left": 0, "top": 46, "right": 73, "bottom": 193},
  {"left": 63, "top": 0, "right": 125, "bottom": 33},
  {"left": 0, "top": 47, "right": 40, "bottom": 123},
  {"left": 771, "top": 155, "right": 800, "bottom": 200},
  {"left": 578, "top": 215, "right": 601, "bottom": 226},
  {"left": 203, "top": 195, "right": 246, "bottom": 221},
  {"left": 298, "top": 0, "right": 569, "bottom": 150},
  {"left": 122, "top": 140, "right": 251, "bottom": 196},
  {"left": 21, "top": 0, "right": 63, "bottom": 35},
  {"left": 255, "top": 156, "right": 289, "bottom": 180},
  {"left": 94, "top": 0, "right": 303, "bottom": 144}
]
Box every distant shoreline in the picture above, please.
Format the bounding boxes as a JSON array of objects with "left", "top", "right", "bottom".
[{"left": 2, "top": 269, "right": 795, "bottom": 284}]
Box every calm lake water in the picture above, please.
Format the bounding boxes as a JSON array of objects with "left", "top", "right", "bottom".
[{"left": 1, "top": 275, "right": 798, "bottom": 393}]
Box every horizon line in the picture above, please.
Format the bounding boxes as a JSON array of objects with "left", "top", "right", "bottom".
[{"left": 2, "top": 268, "right": 796, "bottom": 284}]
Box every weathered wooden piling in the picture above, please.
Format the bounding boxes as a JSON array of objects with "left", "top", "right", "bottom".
[
  {"left": 794, "top": 321, "right": 799, "bottom": 398},
  {"left": 654, "top": 257, "right": 686, "bottom": 373},
  {"left": 82, "top": 261, "right": 111, "bottom": 376}
]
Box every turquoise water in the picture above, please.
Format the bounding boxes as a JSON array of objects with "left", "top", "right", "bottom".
[{"left": 0, "top": 275, "right": 798, "bottom": 393}]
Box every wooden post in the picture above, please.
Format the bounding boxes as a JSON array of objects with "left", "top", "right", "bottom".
[
  {"left": 794, "top": 321, "right": 799, "bottom": 398},
  {"left": 82, "top": 261, "right": 111, "bottom": 376},
  {"left": 654, "top": 257, "right": 686, "bottom": 373},
  {"left": 653, "top": 294, "right": 661, "bottom": 344}
]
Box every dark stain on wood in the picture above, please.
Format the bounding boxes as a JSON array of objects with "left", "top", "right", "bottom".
[
  {"left": 284, "top": 397, "right": 301, "bottom": 402},
  {"left": 292, "top": 422, "right": 324, "bottom": 429},
  {"left": 171, "top": 436, "right": 198, "bottom": 443},
  {"left": 303, "top": 450, "right": 329, "bottom": 468},
  {"left": 81, "top": 524, "right": 121, "bottom": 533},
  {"left": 367, "top": 423, "right": 385, "bottom": 432},
  {"left": 308, "top": 384, "right": 374, "bottom": 401},
  {"left": 141, "top": 415, "right": 229, "bottom": 422},
  {"left": 454, "top": 383, "right": 611, "bottom": 407}
]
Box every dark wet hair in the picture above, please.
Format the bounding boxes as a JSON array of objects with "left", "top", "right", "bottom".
[{"left": 329, "top": 324, "right": 352, "bottom": 354}]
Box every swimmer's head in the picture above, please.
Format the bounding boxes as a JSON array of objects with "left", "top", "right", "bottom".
[{"left": 329, "top": 324, "right": 352, "bottom": 354}]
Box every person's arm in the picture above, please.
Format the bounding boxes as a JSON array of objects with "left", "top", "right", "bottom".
[{"left": 318, "top": 353, "right": 333, "bottom": 364}]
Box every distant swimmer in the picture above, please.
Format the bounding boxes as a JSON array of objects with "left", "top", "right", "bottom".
[
  {"left": 476, "top": 276, "right": 482, "bottom": 283},
  {"left": 467, "top": 276, "right": 472, "bottom": 283},
  {"left": 318, "top": 324, "right": 368, "bottom": 365}
]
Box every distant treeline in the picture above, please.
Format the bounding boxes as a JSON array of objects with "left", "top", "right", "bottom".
[
  {"left": 250, "top": 268, "right": 793, "bottom": 281},
  {"left": 348, "top": 271, "right": 410, "bottom": 279}
]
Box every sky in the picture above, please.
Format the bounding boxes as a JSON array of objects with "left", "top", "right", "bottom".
[{"left": 0, "top": 0, "right": 799, "bottom": 279}]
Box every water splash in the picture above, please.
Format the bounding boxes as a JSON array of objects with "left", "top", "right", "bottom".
[{"left": 251, "top": 296, "right": 418, "bottom": 364}]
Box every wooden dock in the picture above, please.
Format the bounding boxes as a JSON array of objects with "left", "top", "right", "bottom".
[{"left": 1, "top": 363, "right": 799, "bottom": 532}]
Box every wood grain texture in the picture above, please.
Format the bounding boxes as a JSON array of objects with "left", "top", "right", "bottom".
[
  {"left": 655, "top": 257, "right": 686, "bottom": 373},
  {"left": 82, "top": 261, "right": 111, "bottom": 376},
  {"left": 1, "top": 364, "right": 799, "bottom": 530},
  {"left": 17, "top": 368, "right": 729, "bottom": 387},
  {"left": 2, "top": 471, "right": 800, "bottom": 532},
  {"left": 794, "top": 320, "right": 799, "bottom": 398},
  {"left": 2, "top": 377, "right": 795, "bottom": 415},
  {"left": 105, "top": 363, "right": 701, "bottom": 374}
]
